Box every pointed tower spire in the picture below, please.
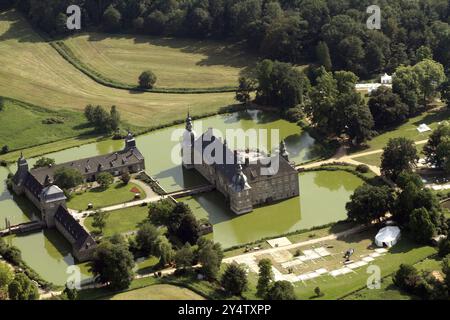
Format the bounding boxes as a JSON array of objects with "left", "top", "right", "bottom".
[
  {"left": 186, "top": 110, "right": 193, "bottom": 132},
  {"left": 279, "top": 140, "right": 289, "bottom": 161}
]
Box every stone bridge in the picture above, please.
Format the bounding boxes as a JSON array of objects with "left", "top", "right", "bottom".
[
  {"left": 0, "top": 221, "right": 45, "bottom": 237},
  {"left": 166, "top": 184, "right": 215, "bottom": 199}
]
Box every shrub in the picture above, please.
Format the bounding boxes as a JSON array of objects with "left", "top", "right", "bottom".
[
  {"left": 284, "top": 107, "right": 304, "bottom": 123},
  {"left": 356, "top": 164, "right": 370, "bottom": 173},
  {"left": 1, "top": 145, "right": 9, "bottom": 154}
]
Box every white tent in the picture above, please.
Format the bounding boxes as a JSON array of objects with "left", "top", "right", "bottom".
[
  {"left": 375, "top": 226, "right": 401, "bottom": 247},
  {"left": 417, "top": 123, "right": 431, "bottom": 133}
]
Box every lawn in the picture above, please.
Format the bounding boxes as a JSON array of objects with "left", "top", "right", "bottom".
[
  {"left": 0, "top": 10, "right": 236, "bottom": 127},
  {"left": 84, "top": 205, "right": 149, "bottom": 237},
  {"left": 0, "top": 97, "right": 91, "bottom": 151},
  {"left": 357, "top": 108, "right": 450, "bottom": 153},
  {"left": 244, "top": 234, "right": 436, "bottom": 300},
  {"left": 67, "top": 182, "right": 145, "bottom": 211},
  {"left": 62, "top": 33, "right": 254, "bottom": 89},
  {"left": 108, "top": 284, "right": 205, "bottom": 300},
  {"left": 344, "top": 256, "right": 444, "bottom": 300}
]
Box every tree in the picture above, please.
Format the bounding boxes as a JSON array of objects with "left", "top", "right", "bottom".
[
  {"left": 32, "top": 157, "right": 55, "bottom": 169},
  {"left": 135, "top": 222, "right": 160, "bottom": 256},
  {"left": 154, "top": 235, "right": 174, "bottom": 266},
  {"left": 0, "top": 262, "right": 13, "bottom": 299},
  {"left": 423, "top": 122, "right": 450, "bottom": 172},
  {"left": 103, "top": 5, "right": 122, "bottom": 32},
  {"left": 96, "top": 172, "right": 114, "bottom": 189},
  {"left": 339, "top": 92, "right": 374, "bottom": 145},
  {"left": 138, "top": 70, "right": 157, "bottom": 89},
  {"left": 346, "top": 184, "right": 393, "bottom": 224},
  {"left": 110, "top": 105, "right": 120, "bottom": 132},
  {"left": 120, "top": 172, "right": 131, "bottom": 184},
  {"left": 84, "top": 104, "right": 95, "bottom": 123},
  {"left": 392, "top": 65, "right": 421, "bottom": 115},
  {"left": 409, "top": 208, "right": 437, "bottom": 244},
  {"left": 416, "top": 46, "right": 433, "bottom": 62},
  {"left": 54, "top": 167, "right": 83, "bottom": 189},
  {"left": 393, "top": 264, "right": 421, "bottom": 292},
  {"left": 368, "top": 86, "right": 409, "bottom": 129},
  {"left": 265, "top": 280, "right": 296, "bottom": 300},
  {"left": 413, "top": 59, "right": 446, "bottom": 105},
  {"left": 197, "top": 238, "right": 223, "bottom": 280},
  {"left": 91, "top": 237, "right": 135, "bottom": 290},
  {"left": 316, "top": 41, "right": 332, "bottom": 71},
  {"left": 442, "top": 256, "right": 450, "bottom": 290},
  {"left": 167, "top": 203, "right": 200, "bottom": 245},
  {"left": 92, "top": 211, "right": 109, "bottom": 234},
  {"left": 221, "top": 263, "right": 248, "bottom": 296},
  {"left": 175, "top": 243, "right": 194, "bottom": 271},
  {"left": 381, "top": 138, "right": 419, "bottom": 180},
  {"left": 256, "top": 258, "right": 273, "bottom": 298},
  {"left": 438, "top": 238, "right": 450, "bottom": 258},
  {"left": 235, "top": 77, "right": 254, "bottom": 104},
  {"left": 7, "top": 273, "right": 39, "bottom": 300},
  {"left": 61, "top": 284, "right": 78, "bottom": 300},
  {"left": 254, "top": 59, "right": 310, "bottom": 111},
  {"left": 440, "top": 79, "right": 450, "bottom": 108},
  {"left": 149, "top": 199, "right": 175, "bottom": 226},
  {"left": 0, "top": 97, "right": 5, "bottom": 112}
]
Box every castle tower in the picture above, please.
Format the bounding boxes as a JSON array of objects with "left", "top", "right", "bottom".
[
  {"left": 279, "top": 140, "right": 289, "bottom": 162},
  {"left": 124, "top": 131, "right": 136, "bottom": 150},
  {"left": 40, "top": 183, "right": 67, "bottom": 228},
  {"left": 182, "top": 111, "right": 196, "bottom": 169},
  {"left": 12, "top": 152, "right": 29, "bottom": 195}
]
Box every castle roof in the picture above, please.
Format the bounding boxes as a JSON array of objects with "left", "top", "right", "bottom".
[
  {"left": 193, "top": 130, "right": 296, "bottom": 186},
  {"left": 29, "top": 147, "right": 144, "bottom": 185},
  {"left": 41, "top": 185, "right": 66, "bottom": 203},
  {"left": 54, "top": 206, "right": 96, "bottom": 251}
]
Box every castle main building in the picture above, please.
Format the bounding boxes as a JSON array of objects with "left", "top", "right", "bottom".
[
  {"left": 181, "top": 114, "right": 299, "bottom": 214},
  {"left": 11, "top": 133, "right": 145, "bottom": 261}
]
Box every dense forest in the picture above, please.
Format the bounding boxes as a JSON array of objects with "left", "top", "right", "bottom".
[{"left": 2, "top": 0, "right": 450, "bottom": 78}]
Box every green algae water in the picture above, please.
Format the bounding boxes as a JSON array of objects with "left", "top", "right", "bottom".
[
  {"left": 180, "top": 171, "right": 364, "bottom": 248},
  {"left": 0, "top": 111, "right": 362, "bottom": 284}
]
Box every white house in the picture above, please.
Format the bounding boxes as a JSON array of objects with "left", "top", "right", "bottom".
[{"left": 381, "top": 73, "right": 392, "bottom": 85}]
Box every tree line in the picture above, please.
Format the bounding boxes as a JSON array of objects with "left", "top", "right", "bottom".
[
  {"left": 6, "top": 0, "right": 450, "bottom": 78},
  {"left": 237, "top": 58, "right": 448, "bottom": 147}
]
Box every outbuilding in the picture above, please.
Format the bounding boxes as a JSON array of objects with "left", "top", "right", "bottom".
[{"left": 375, "top": 226, "right": 401, "bottom": 247}]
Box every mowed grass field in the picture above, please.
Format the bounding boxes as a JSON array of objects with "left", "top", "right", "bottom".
[
  {"left": 0, "top": 10, "right": 236, "bottom": 127},
  {"left": 0, "top": 98, "right": 91, "bottom": 151},
  {"left": 63, "top": 33, "right": 253, "bottom": 89},
  {"left": 108, "top": 284, "right": 205, "bottom": 300}
]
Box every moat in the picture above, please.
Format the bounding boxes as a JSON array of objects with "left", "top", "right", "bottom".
[{"left": 0, "top": 110, "right": 363, "bottom": 285}]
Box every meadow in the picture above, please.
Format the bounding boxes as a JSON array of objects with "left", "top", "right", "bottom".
[
  {"left": 62, "top": 33, "right": 253, "bottom": 90},
  {"left": 0, "top": 97, "right": 91, "bottom": 151},
  {"left": 0, "top": 10, "right": 236, "bottom": 127}
]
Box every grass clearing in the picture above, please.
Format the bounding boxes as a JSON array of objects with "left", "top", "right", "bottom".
[
  {"left": 0, "top": 97, "right": 91, "bottom": 151},
  {"left": 0, "top": 10, "right": 236, "bottom": 127},
  {"left": 108, "top": 284, "right": 205, "bottom": 300},
  {"left": 67, "top": 182, "right": 145, "bottom": 211},
  {"left": 84, "top": 205, "right": 149, "bottom": 237},
  {"left": 358, "top": 108, "right": 450, "bottom": 153},
  {"left": 62, "top": 33, "right": 253, "bottom": 90}
]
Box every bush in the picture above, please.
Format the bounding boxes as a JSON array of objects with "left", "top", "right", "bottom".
[
  {"left": 41, "top": 117, "right": 64, "bottom": 124},
  {"left": 438, "top": 238, "right": 450, "bottom": 258},
  {"left": 1, "top": 145, "right": 9, "bottom": 154},
  {"left": 139, "top": 70, "right": 157, "bottom": 89},
  {"left": 284, "top": 107, "right": 304, "bottom": 123},
  {"left": 356, "top": 164, "right": 370, "bottom": 173}
]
